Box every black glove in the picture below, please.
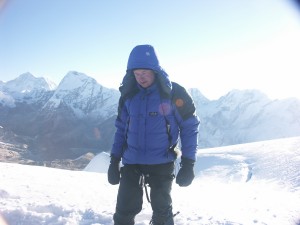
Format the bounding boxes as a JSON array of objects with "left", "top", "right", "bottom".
[
  {"left": 107, "top": 155, "right": 121, "bottom": 185},
  {"left": 176, "top": 157, "right": 195, "bottom": 187}
]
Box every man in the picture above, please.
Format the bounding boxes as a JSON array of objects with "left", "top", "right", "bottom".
[{"left": 108, "top": 44, "right": 200, "bottom": 225}]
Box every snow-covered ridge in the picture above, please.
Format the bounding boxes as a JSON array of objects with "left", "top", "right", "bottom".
[
  {"left": 0, "top": 72, "right": 57, "bottom": 105},
  {"left": 1, "top": 71, "right": 300, "bottom": 151},
  {"left": 2, "top": 72, "right": 56, "bottom": 93},
  {"left": 0, "top": 91, "right": 15, "bottom": 107},
  {"left": 43, "top": 71, "right": 120, "bottom": 119},
  {"left": 197, "top": 88, "right": 300, "bottom": 147}
]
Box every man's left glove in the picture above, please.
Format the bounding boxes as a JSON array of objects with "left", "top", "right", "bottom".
[
  {"left": 176, "top": 157, "right": 195, "bottom": 187},
  {"left": 107, "top": 155, "right": 121, "bottom": 185}
]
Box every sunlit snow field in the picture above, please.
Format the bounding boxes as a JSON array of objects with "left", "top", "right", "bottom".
[{"left": 1, "top": 136, "right": 300, "bottom": 225}]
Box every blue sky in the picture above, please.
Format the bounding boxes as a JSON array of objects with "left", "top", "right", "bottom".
[{"left": 1, "top": 0, "right": 300, "bottom": 100}]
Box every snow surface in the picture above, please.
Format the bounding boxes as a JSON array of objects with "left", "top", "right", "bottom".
[{"left": 1, "top": 137, "right": 300, "bottom": 225}]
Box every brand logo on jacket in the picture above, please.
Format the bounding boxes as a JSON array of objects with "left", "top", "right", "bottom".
[{"left": 149, "top": 112, "right": 158, "bottom": 116}]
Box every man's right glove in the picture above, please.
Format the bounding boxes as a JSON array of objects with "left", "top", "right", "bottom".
[
  {"left": 107, "top": 155, "right": 121, "bottom": 185},
  {"left": 176, "top": 157, "right": 195, "bottom": 187}
]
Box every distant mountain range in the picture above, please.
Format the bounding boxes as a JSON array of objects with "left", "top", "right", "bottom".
[{"left": 1, "top": 71, "right": 300, "bottom": 167}]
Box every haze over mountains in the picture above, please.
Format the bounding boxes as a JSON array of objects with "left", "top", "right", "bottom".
[{"left": 1, "top": 71, "right": 300, "bottom": 169}]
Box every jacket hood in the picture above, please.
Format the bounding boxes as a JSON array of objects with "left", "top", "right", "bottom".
[
  {"left": 127, "top": 44, "right": 160, "bottom": 71},
  {"left": 121, "top": 45, "right": 172, "bottom": 98}
]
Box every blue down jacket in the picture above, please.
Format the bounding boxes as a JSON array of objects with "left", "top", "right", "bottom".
[{"left": 111, "top": 45, "right": 200, "bottom": 165}]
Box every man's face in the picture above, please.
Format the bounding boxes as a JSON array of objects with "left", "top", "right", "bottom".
[{"left": 133, "top": 69, "right": 155, "bottom": 88}]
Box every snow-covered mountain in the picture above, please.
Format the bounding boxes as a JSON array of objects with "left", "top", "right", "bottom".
[
  {"left": 0, "top": 91, "right": 15, "bottom": 107},
  {"left": 194, "top": 88, "right": 300, "bottom": 147},
  {"left": 1, "top": 72, "right": 56, "bottom": 103},
  {"left": 0, "top": 72, "right": 300, "bottom": 165},
  {"left": 43, "top": 71, "right": 119, "bottom": 119},
  {"left": 0, "top": 72, "right": 120, "bottom": 161},
  {"left": 3, "top": 72, "right": 56, "bottom": 92}
]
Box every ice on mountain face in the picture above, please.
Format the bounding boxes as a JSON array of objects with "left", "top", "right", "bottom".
[
  {"left": 42, "top": 71, "right": 120, "bottom": 119},
  {"left": 3, "top": 72, "right": 56, "bottom": 93},
  {"left": 2, "top": 71, "right": 300, "bottom": 151},
  {"left": 0, "top": 73, "right": 57, "bottom": 105},
  {"left": 57, "top": 71, "right": 90, "bottom": 91},
  {"left": 0, "top": 91, "right": 15, "bottom": 107}
]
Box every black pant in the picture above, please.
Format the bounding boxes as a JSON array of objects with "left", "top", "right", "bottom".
[{"left": 113, "top": 162, "right": 175, "bottom": 225}]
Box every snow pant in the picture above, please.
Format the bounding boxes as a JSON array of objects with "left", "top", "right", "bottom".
[{"left": 113, "top": 162, "right": 175, "bottom": 225}]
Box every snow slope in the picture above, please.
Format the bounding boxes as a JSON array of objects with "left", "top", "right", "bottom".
[{"left": 0, "top": 137, "right": 300, "bottom": 225}]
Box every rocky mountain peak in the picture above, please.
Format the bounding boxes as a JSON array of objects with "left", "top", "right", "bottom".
[{"left": 43, "top": 71, "right": 120, "bottom": 119}]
